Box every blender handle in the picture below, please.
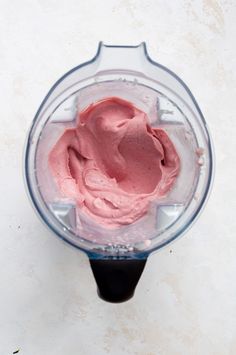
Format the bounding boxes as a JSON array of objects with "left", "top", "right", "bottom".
[{"left": 89, "top": 258, "right": 147, "bottom": 303}]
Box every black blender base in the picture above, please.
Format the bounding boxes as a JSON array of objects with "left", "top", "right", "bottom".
[{"left": 89, "top": 258, "right": 147, "bottom": 303}]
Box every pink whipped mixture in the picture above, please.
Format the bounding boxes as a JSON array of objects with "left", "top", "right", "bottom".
[{"left": 49, "top": 97, "right": 180, "bottom": 228}]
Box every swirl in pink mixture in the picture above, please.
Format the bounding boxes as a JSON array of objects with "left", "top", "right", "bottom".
[{"left": 49, "top": 97, "right": 180, "bottom": 228}]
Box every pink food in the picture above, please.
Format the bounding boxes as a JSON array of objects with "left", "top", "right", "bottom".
[{"left": 49, "top": 97, "right": 180, "bottom": 228}]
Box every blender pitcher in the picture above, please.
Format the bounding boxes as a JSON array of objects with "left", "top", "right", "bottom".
[{"left": 24, "top": 43, "right": 214, "bottom": 303}]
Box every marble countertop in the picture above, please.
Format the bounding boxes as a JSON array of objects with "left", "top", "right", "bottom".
[{"left": 1, "top": 0, "right": 236, "bottom": 354}]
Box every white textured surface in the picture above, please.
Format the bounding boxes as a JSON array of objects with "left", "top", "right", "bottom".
[{"left": 1, "top": 0, "right": 236, "bottom": 354}]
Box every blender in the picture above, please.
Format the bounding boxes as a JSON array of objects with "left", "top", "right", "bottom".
[{"left": 24, "top": 43, "right": 214, "bottom": 303}]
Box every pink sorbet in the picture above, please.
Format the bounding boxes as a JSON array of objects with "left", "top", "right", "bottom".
[{"left": 49, "top": 97, "right": 180, "bottom": 228}]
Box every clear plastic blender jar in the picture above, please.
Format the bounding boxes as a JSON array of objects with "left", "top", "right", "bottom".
[{"left": 24, "top": 43, "right": 214, "bottom": 302}]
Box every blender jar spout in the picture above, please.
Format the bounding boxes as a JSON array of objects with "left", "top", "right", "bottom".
[{"left": 96, "top": 42, "right": 148, "bottom": 73}]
